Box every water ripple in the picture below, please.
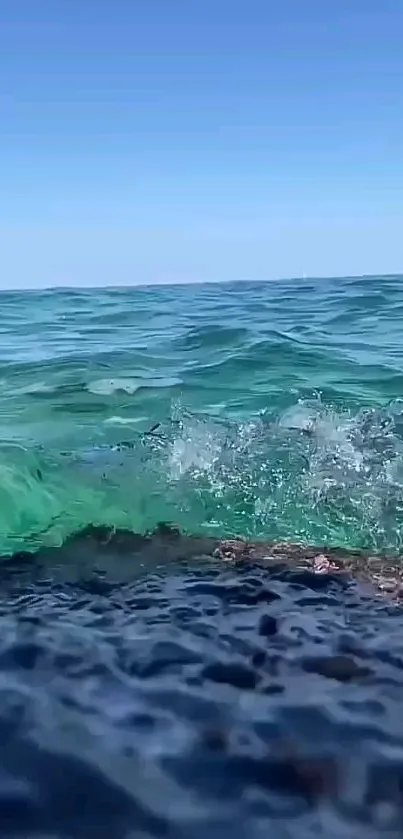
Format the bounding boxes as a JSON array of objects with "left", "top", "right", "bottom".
[{"left": 0, "top": 276, "right": 403, "bottom": 551}]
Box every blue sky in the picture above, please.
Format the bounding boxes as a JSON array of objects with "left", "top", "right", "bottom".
[{"left": 0, "top": 0, "right": 402, "bottom": 287}]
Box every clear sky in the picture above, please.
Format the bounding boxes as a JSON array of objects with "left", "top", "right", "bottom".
[{"left": 0, "top": 0, "right": 402, "bottom": 288}]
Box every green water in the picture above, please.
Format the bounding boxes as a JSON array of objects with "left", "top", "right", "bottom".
[{"left": 1, "top": 275, "right": 403, "bottom": 555}]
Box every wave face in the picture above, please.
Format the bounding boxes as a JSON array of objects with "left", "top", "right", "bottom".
[{"left": 1, "top": 276, "right": 403, "bottom": 554}]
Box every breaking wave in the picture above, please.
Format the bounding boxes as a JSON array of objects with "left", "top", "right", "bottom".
[{"left": 2, "top": 395, "right": 403, "bottom": 555}]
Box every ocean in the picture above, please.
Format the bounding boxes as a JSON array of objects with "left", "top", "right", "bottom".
[{"left": 2, "top": 274, "right": 403, "bottom": 837}]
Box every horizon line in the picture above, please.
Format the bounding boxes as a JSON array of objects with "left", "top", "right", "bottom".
[{"left": 0, "top": 272, "right": 401, "bottom": 294}]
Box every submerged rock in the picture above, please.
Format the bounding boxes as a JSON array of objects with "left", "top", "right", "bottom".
[
  {"left": 0, "top": 523, "right": 402, "bottom": 836},
  {"left": 1, "top": 522, "right": 402, "bottom": 601}
]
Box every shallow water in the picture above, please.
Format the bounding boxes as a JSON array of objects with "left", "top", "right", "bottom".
[
  {"left": 2, "top": 529, "right": 403, "bottom": 838},
  {"left": 2, "top": 276, "right": 403, "bottom": 837}
]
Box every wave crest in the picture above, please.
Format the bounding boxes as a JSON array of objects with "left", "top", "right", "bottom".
[{"left": 1, "top": 396, "right": 403, "bottom": 555}]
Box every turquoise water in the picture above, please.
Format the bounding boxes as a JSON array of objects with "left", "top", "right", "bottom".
[{"left": 2, "top": 274, "right": 403, "bottom": 555}]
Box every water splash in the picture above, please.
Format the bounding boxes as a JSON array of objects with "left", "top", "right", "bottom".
[
  {"left": 159, "top": 397, "right": 403, "bottom": 550},
  {"left": 2, "top": 403, "right": 403, "bottom": 557}
]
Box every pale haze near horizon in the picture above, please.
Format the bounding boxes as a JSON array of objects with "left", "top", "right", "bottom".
[{"left": 1, "top": 0, "right": 402, "bottom": 289}]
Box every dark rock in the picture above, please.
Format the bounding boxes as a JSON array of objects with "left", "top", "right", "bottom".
[
  {"left": 302, "top": 655, "right": 372, "bottom": 682},
  {"left": 202, "top": 662, "right": 258, "bottom": 690},
  {"left": 258, "top": 615, "right": 278, "bottom": 637}
]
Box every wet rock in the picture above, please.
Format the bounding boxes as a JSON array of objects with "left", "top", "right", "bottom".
[
  {"left": 202, "top": 662, "right": 258, "bottom": 690},
  {"left": 258, "top": 615, "right": 278, "bottom": 637},
  {"left": 302, "top": 655, "right": 372, "bottom": 682}
]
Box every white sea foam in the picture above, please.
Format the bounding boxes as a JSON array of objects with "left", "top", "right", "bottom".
[
  {"left": 88, "top": 378, "right": 141, "bottom": 395},
  {"left": 88, "top": 376, "right": 181, "bottom": 396},
  {"left": 104, "top": 416, "right": 146, "bottom": 425}
]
